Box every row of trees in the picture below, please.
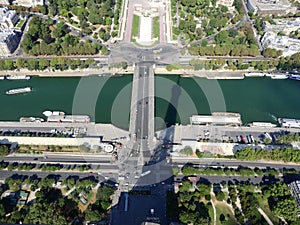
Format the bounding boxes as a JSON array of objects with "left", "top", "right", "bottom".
[
  {"left": 189, "top": 25, "right": 260, "bottom": 57},
  {"left": 235, "top": 146, "right": 300, "bottom": 162},
  {"left": 276, "top": 133, "right": 300, "bottom": 144},
  {"left": 0, "top": 161, "right": 91, "bottom": 173},
  {"left": 263, "top": 48, "right": 283, "bottom": 58},
  {"left": 0, "top": 58, "right": 95, "bottom": 71},
  {"left": 0, "top": 130, "right": 72, "bottom": 138},
  {"left": 188, "top": 53, "right": 300, "bottom": 72},
  {"left": 181, "top": 165, "right": 279, "bottom": 177}
]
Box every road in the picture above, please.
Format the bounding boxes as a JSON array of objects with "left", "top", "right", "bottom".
[
  {"left": 171, "top": 158, "right": 300, "bottom": 170},
  {"left": 3, "top": 154, "right": 115, "bottom": 164},
  {"left": 111, "top": 56, "right": 171, "bottom": 224}
]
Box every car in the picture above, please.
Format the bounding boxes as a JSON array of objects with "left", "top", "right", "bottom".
[{"left": 150, "top": 209, "right": 154, "bottom": 215}]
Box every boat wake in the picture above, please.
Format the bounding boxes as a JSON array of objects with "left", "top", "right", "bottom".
[{"left": 268, "top": 113, "right": 277, "bottom": 121}]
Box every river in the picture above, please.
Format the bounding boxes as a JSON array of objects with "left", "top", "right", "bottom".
[{"left": 0, "top": 75, "right": 299, "bottom": 130}]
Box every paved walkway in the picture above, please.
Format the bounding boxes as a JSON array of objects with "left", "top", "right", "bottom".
[
  {"left": 63, "top": 186, "right": 76, "bottom": 198},
  {"left": 210, "top": 187, "right": 217, "bottom": 225},
  {"left": 258, "top": 207, "right": 274, "bottom": 225}
]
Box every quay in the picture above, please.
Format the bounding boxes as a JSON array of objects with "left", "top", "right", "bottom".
[
  {"left": 190, "top": 112, "right": 242, "bottom": 126},
  {"left": 47, "top": 115, "right": 90, "bottom": 123},
  {"left": 0, "top": 121, "right": 129, "bottom": 143}
]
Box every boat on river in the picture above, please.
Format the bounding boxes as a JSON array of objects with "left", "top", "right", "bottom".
[
  {"left": 288, "top": 74, "right": 300, "bottom": 81},
  {"left": 6, "top": 87, "right": 32, "bottom": 95},
  {"left": 270, "top": 74, "right": 288, "bottom": 79},
  {"left": 6, "top": 75, "right": 30, "bottom": 80}
]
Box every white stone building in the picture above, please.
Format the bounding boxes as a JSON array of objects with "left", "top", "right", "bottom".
[
  {"left": 263, "top": 18, "right": 300, "bottom": 35},
  {"left": 12, "top": 0, "right": 44, "bottom": 7},
  {"left": 289, "top": 180, "right": 300, "bottom": 207},
  {"left": 0, "top": 29, "right": 19, "bottom": 56},
  {"left": 216, "top": 0, "right": 234, "bottom": 7},
  {"left": 261, "top": 31, "right": 300, "bottom": 56},
  {"left": 247, "top": 0, "right": 296, "bottom": 14},
  {"left": 0, "top": 7, "right": 18, "bottom": 30},
  {"left": 0, "top": 0, "right": 10, "bottom": 4}
]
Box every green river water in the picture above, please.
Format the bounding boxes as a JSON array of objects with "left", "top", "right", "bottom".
[{"left": 0, "top": 74, "right": 299, "bottom": 130}]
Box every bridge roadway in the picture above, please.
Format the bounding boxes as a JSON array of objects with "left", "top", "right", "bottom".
[{"left": 128, "top": 62, "right": 155, "bottom": 165}]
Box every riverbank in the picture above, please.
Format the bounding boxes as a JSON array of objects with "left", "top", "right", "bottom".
[
  {"left": 0, "top": 67, "right": 134, "bottom": 77},
  {"left": 0, "top": 66, "right": 272, "bottom": 79}
]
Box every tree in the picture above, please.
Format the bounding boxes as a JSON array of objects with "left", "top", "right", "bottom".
[
  {"left": 4, "top": 60, "right": 15, "bottom": 70},
  {"left": 85, "top": 207, "right": 102, "bottom": 221},
  {"left": 97, "top": 186, "right": 114, "bottom": 202},
  {"left": 263, "top": 138, "right": 272, "bottom": 144},
  {"left": 219, "top": 213, "right": 225, "bottom": 222},
  {"left": 15, "top": 58, "right": 26, "bottom": 68},
  {"left": 180, "top": 147, "right": 193, "bottom": 156},
  {"left": 0, "top": 204, "right": 5, "bottom": 219},
  {"left": 215, "top": 191, "right": 225, "bottom": 201},
  {"left": 273, "top": 197, "right": 298, "bottom": 222},
  {"left": 0, "top": 145, "right": 9, "bottom": 157}
]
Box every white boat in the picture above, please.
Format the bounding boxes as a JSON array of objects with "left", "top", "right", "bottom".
[
  {"left": 0, "top": 76, "right": 4, "bottom": 80},
  {"left": 42, "top": 110, "right": 65, "bottom": 117},
  {"left": 249, "top": 122, "right": 277, "bottom": 127},
  {"left": 244, "top": 72, "right": 266, "bottom": 77},
  {"left": 270, "top": 74, "right": 288, "bottom": 79},
  {"left": 288, "top": 74, "right": 300, "bottom": 81},
  {"left": 278, "top": 118, "right": 300, "bottom": 128},
  {"left": 6, "top": 75, "right": 30, "bottom": 80},
  {"left": 6, "top": 87, "right": 31, "bottom": 95},
  {"left": 20, "top": 117, "right": 44, "bottom": 123}
]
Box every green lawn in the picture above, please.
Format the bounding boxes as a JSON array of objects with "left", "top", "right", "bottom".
[
  {"left": 215, "top": 202, "right": 237, "bottom": 225},
  {"left": 131, "top": 15, "right": 140, "bottom": 42},
  {"left": 16, "top": 19, "right": 25, "bottom": 28},
  {"left": 206, "top": 201, "right": 214, "bottom": 225},
  {"left": 152, "top": 16, "right": 160, "bottom": 39}
]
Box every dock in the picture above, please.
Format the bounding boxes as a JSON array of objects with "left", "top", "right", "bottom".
[
  {"left": 190, "top": 112, "right": 242, "bottom": 126},
  {"left": 47, "top": 115, "right": 90, "bottom": 123}
]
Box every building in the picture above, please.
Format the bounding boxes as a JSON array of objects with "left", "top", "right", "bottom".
[
  {"left": 216, "top": 0, "right": 234, "bottom": 7},
  {"left": 12, "top": 0, "right": 44, "bottom": 7},
  {"left": 289, "top": 180, "right": 300, "bottom": 207},
  {"left": 0, "top": 29, "right": 19, "bottom": 56},
  {"left": 0, "top": 7, "right": 18, "bottom": 30},
  {"left": 261, "top": 31, "right": 300, "bottom": 56},
  {"left": 0, "top": 0, "right": 10, "bottom": 5},
  {"left": 0, "top": 7, "right": 21, "bottom": 56},
  {"left": 263, "top": 18, "right": 300, "bottom": 35},
  {"left": 247, "top": 0, "right": 296, "bottom": 14}
]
